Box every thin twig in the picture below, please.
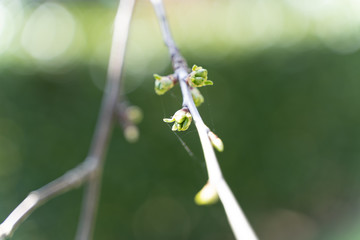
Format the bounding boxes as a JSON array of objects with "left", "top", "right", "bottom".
[
  {"left": 150, "top": 0, "right": 258, "bottom": 239},
  {"left": 0, "top": 1, "right": 135, "bottom": 239},
  {"left": 76, "top": 0, "right": 136, "bottom": 239},
  {"left": 0, "top": 158, "right": 96, "bottom": 240}
]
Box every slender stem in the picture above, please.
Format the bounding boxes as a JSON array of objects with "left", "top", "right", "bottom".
[
  {"left": 150, "top": 1, "right": 258, "bottom": 239},
  {"left": 75, "top": 1, "right": 135, "bottom": 240},
  {"left": 0, "top": 1, "right": 135, "bottom": 239},
  {"left": 0, "top": 158, "right": 97, "bottom": 240}
]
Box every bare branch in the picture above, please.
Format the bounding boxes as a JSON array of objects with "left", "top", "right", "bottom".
[
  {"left": 0, "top": 0, "right": 135, "bottom": 239},
  {"left": 76, "top": 0, "right": 136, "bottom": 239},
  {"left": 150, "top": 0, "right": 258, "bottom": 239},
  {"left": 0, "top": 158, "right": 97, "bottom": 240}
]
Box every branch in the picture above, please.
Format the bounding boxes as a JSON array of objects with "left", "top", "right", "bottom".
[
  {"left": 0, "top": 0, "right": 135, "bottom": 239},
  {"left": 0, "top": 158, "right": 96, "bottom": 240},
  {"left": 75, "top": 0, "right": 135, "bottom": 239},
  {"left": 150, "top": 1, "right": 258, "bottom": 239}
]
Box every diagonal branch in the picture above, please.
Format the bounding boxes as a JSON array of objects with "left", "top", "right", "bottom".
[
  {"left": 0, "top": 158, "right": 96, "bottom": 240},
  {"left": 150, "top": 0, "right": 258, "bottom": 239},
  {"left": 0, "top": 0, "right": 135, "bottom": 239}
]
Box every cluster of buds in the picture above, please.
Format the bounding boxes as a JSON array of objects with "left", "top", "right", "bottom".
[
  {"left": 153, "top": 74, "right": 176, "bottom": 95},
  {"left": 163, "top": 108, "right": 192, "bottom": 131},
  {"left": 153, "top": 65, "right": 226, "bottom": 208},
  {"left": 187, "top": 65, "right": 213, "bottom": 88},
  {"left": 153, "top": 64, "right": 211, "bottom": 107},
  {"left": 155, "top": 64, "right": 224, "bottom": 151}
]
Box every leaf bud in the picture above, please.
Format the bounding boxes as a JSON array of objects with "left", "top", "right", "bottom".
[
  {"left": 208, "top": 131, "right": 224, "bottom": 152},
  {"left": 154, "top": 74, "right": 176, "bottom": 95},
  {"left": 188, "top": 65, "right": 213, "bottom": 87},
  {"left": 125, "top": 106, "right": 143, "bottom": 124},
  {"left": 124, "top": 125, "right": 139, "bottom": 143},
  {"left": 163, "top": 108, "right": 192, "bottom": 131},
  {"left": 190, "top": 87, "right": 204, "bottom": 107},
  {"left": 194, "top": 182, "right": 219, "bottom": 205}
]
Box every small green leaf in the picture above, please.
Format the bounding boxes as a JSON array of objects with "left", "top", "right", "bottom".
[
  {"left": 153, "top": 74, "right": 162, "bottom": 80},
  {"left": 204, "top": 80, "right": 213, "bottom": 86},
  {"left": 163, "top": 118, "right": 174, "bottom": 123}
]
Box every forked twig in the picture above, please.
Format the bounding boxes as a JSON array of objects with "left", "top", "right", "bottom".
[
  {"left": 150, "top": 0, "right": 258, "bottom": 239},
  {"left": 0, "top": 0, "right": 135, "bottom": 239}
]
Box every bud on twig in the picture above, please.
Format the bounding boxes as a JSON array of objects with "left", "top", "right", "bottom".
[
  {"left": 154, "top": 74, "right": 176, "bottom": 95},
  {"left": 188, "top": 65, "right": 213, "bottom": 87},
  {"left": 117, "top": 103, "right": 143, "bottom": 143},
  {"left": 163, "top": 108, "right": 192, "bottom": 131},
  {"left": 190, "top": 87, "right": 204, "bottom": 107},
  {"left": 208, "top": 131, "right": 224, "bottom": 152},
  {"left": 124, "top": 125, "right": 139, "bottom": 143},
  {"left": 125, "top": 106, "right": 143, "bottom": 124},
  {"left": 195, "top": 181, "right": 219, "bottom": 205}
]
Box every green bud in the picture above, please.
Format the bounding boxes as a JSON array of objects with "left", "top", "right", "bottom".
[
  {"left": 154, "top": 74, "right": 175, "bottom": 95},
  {"left": 190, "top": 88, "right": 204, "bottom": 107},
  {"left": 194, "top": 68, "right": 207, "bottom": 78},
  {"left": 163, "top": 108, "right": 192, "bottom": 131},
  {"left": 181, "top": 115, "right": 191, "bottom": 131},
  {"left": 173, "top": 109, "right": 187, "bottom": 123},
  {"left": 125, "top": 106, "right": 143, "bottom": 124},
  {"left": 208, "top": 131, "right": 224, "bottom": 152},
  {"left": 188, "top": 65, "right": 213, "bottom": 87},
  {"left": 124, "top": 125, "right": 139, "bottom": 143},
  {"left": 193, "top": 77, "right": 204, "bottom": 86},
  {"left": 194, "top": 182, "right": 219, "bottom": 205}
]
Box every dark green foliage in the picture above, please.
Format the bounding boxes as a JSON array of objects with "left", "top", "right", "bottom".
[{"left": 1, "top": 47, "right": 360, "bottom": 239}]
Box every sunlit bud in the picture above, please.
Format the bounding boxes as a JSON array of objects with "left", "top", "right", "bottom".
[
  {"left": 173, "top": 108, "right": 187, "bottom": 122},
  {"left": 124, "top": 125, "right": 139, "bottom": 143},
  {"left": 190, "top": 87, "right": 204, "bottom": 107},
  {"left": 208, "top": 131, "right": 224, "bottom": 152},
  {"left": 125, "top": 106, "right": 143, "bottom": 124},
  {"left": 188, "top": 65, "right": 213, "bottom": 87},
  {"left": 195, "top": 182, "right": 219, "bottom": 205},
  {"left": 154, "top": 74, "right": 176, "bottom": 95},
  {"left": 163, "top": 108, "right": 192, "bottom": 131},
  {"left": 194, "top": 67, "right": 207, "bottom": 78}
]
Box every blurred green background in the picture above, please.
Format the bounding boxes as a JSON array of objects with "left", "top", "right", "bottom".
[{"left": 1, "top": 0, "right": 360, "bottom": 239}]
